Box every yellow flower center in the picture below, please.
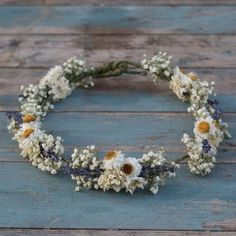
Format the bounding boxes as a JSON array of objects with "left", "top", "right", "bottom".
[
  {"left": 121, "top": 163, "right": 134, "bottom": 175},
  {"left": 22, "top": 128, "right": 34, "bottom": 138},
  {"left": 197, "top": 121, "right": 210, "bottom": 134},
  {"left": 23, "top": 114, "right": 37, "bottom": 123},
  {"left": 104, "top": 151, "right": 117, "bottom": 160},
  {"left": 188, "top": 72, "right": 198, "bottom": 81}
]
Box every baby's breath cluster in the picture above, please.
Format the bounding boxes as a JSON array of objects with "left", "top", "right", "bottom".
[
  {"left": 19, "top": 57, "right": 91, "bottom": 118},
  {"left": 141, "top": 51, "right": 173, "bottom": 84},
  {"left": 70, "top": 146, "right": 101, "bottom": 191},
  {"left": 40, "top": 65, "right": 72, "bottom": 102},
  {"left": 6, "top": 52, "right": 231, "bottom": 195},
  {"left": 63, "top": 56, "right": 94, "bottom": 88},
  {"left": 139, "top": 149, "right": 179, "bottom": 194},
  {"left": 19, "top": 83, "right": 52, "bottom": 117}
]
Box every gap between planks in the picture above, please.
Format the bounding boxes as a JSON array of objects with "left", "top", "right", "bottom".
[
  {"left": 0, "top": 229, "right": 235, "bottom": 236},
  {"left": 1, "top": 0, "right": 236, "bottom": 5}
]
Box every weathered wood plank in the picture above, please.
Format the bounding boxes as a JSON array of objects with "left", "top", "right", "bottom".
[
  {"left": 0, "top": 68, "right": 235, "bottom": 112},
  {"left": 1, "top": 92, "right": 235, "bottom": 113},
  {"left": 0, "top": 6, "right": 236, "bottom": 34},
  {"left": 1, "top": 112, "right": 235, "bottom": 162},
  {"left": 0, "top": 162, "right": 235, "bottom": 229},
  {"left": 1, "top": 35, "right": 236, "bottom": 68},
  {"left": 0, "top": 229, "right": 235, "bottom": 236},
  {"left": 1, "top": 0, "right": 236, "bottom": 6}
]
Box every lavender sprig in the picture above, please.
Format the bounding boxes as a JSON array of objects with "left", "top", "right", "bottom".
[
  {"left": 207, "top": 99, "right": 222, "bottom": 120},
  {"left": 6, "top": 111, "right": 22, "bottom": 125},
  {"left": 62, "top": 165, "right": 102, "bottom": 180},
  {"left": 202, "top": 139, "right": 211, "bottom": 153},
  {"left": 140, "top": 163, "right": 175, "bottom": 178},
  {"left": 39, "top": 143, "right": 60, "bottom": 162}
]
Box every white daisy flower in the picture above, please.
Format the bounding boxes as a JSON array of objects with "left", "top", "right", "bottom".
[
  {"left": 121, "top": 157, "right": 142, "bottom": 178},
  {"left": 14, "top": 121, "right": 42, "bottom": 143},
  {"left": 120, "top": 157, "right": 146, "bottom": 194},
  {"left": 102, "top": 150, "right": 125, "bottom": 169},
  {"left": 194, "top": 117, "right": 217, "bottom": 139}
]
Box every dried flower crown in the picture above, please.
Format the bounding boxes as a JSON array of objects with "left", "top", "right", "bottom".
[{"left": 7, "top": 51, "right": 231, "bottom": 195}]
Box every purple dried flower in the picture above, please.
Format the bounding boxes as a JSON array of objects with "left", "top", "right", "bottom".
[
  {"left": 202, "top": 139, "right": 211, "bottom": 153},
  {"left": 6, "top": 111, "right": 22, "bottom": 125},
  {"left": 207, "top": 99, "right": 219, "bottom": 106},
  {"left": 39, "top": 143, "right": 60, "bottom": 162},
  {"left": 207, "top": 99, "right": 222, "bottom": 120},
  {"left": 65, "top": 166, "right": 102, "bottom": 180},
  {"left": 139, "top": 163, "right": 175, "bottom": 178},
  {"left": 212, "top": 109, "right": 222, "bottom": 120},
  {"left": 61, "top": 165, "right": 72, "bottom": 174}
]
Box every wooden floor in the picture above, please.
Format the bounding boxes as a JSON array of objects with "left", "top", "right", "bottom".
[{"left": 0, "top": 0, "right": 236, "bottom": 235}]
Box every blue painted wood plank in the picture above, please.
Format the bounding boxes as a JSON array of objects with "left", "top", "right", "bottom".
[
  {"left": 1, "top": 112, "right": 235, "bottom": 161},
  {"left": 0, "top": 162, "right": 235, "bottom": 229},
  {"left": 0, "top": 6, "right": 236, "bottom": 34},
  {"left": 2, "top": 0, "right": 236, "bottom": 6},
  {"left": 1, "top": 93, "right": 235, "bottom": 113}
]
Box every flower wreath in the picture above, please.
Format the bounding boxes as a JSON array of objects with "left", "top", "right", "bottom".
[{"left": 7, "top": 51, "right": 231, "bottom": 195}]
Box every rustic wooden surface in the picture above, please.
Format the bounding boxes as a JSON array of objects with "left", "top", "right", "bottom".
[{"left": 0, "top": 1, "right": 235, "bottom": 235}]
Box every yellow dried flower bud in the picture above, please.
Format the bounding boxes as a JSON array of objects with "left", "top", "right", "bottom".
[
  {"left": 23, "top": 114, "right": 37, "bottom": 123},
  {"left": 104, "top": 151, "right": 118, "bottom": 160},
  {"left": 22, "top": 128, "right": 34, "bottom": 138}
]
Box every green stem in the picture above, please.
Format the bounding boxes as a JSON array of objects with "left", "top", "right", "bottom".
[
  {"left": 174, "top": 155, "right": 189, "bottom": 164},
  {"left": 61, "top": 157, "right": 70, "bottom": 164},
  {"left": 124, "top": 70, "right": 145, "bottom": 75},
  {"left": 70, "top": 60, "right": 145, "bottom": 83}
]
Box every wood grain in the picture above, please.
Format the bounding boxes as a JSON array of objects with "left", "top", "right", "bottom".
[
  {"left": 1, "top": 35, "right": 236, "bottom": 68},
  {"left": 1, "top": 6, "right": 236, "bottom": 34},
  {"left": 1, "top": 0, "right": 236, "bottom": 5},
  {"left": 0, "top": 162, "right": 235, "bottom": 229}
]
